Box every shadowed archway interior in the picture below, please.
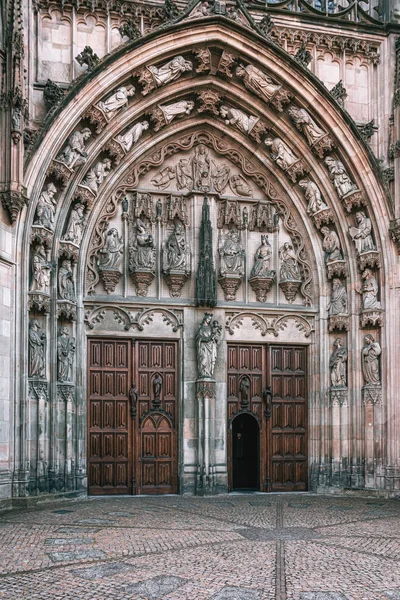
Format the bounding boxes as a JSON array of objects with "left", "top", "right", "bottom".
[{"left": 232, "top": 413, "right": 260, "bottom": 490}]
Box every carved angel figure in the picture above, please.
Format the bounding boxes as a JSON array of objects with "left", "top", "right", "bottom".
[
  {"left": 219, "top": 229, "right": 245, "bottom": 276},
  {"left": 58, "top": 259, "right": 75, "bottom": 301},
  {"left": 321, "top": 227, "right": 343, "bottom": 264},
  {"left": 360, "top": 268, "right": 381, "bottom": 310},
  {"left": 29, "top": 319, "right": 46, "bottom": 378},
  {"left": 82, "top": 159, "right": 112, "bottom": 194},
  {"left": 97, "top": 228, "right": 123, "bottom": 271},
  {"left": 56, "top": 128, "right": 92, "bottom": 169},
  {"left": 330, "top": 338, "right": 348, "bottom": 388},
  {"left": 279, "top": 243, "right": 301, "bottom": 282},
  {"left": 176, "top": 159, "right": 193, "bottom": 190},
  {"left": 34, "top": 183, "right": 57, "bottom": 229},
  {"left": 299, "top": 179, "right": 328, "bottom": 215},
  {"left": 265, "top": 137, "right": 298, "bottom": 170},
  {"left": 57, "top": 326, "right": 76, "bottom": 383},
  {"left": 148, "top": 55, "right": 193, "bottom": 87},
  {"left": 115, "top": 121, "right": 149, "bottom": 152},
  {"left": 63, "top": 204, "right": 86, "bottom": 245},
  {"left": 362, "top": 334, "right": 381, "bottom": 386},
  {"left": 96, "top": 85, "right": 135, "bottom": 118},
  {"left": 151, "top": 166, "right": 176, "bottom": 189},
  {"left": 230, "top": 174, "right": 252, "bottom": 197},
  {"left": 192, "top": 144, "right": 211, "bottom": 189},
  {"left": 196, "top": 313, "right": 222, "bottom": 379},
  {"left": 288, "top": 106, "right": 326, "bottom": 145},
  {"left": 30, "top": 244, "right": 51, "bottom": 293},
  {"left": 211, "top": 162, "right": 230, "bottom": 193},
  {"left": 130, "top": 218, "right": 156, "bottom": 271},
  {"left": 328, "top": 278, "right": 348, "bottom": 316},
  {"left": 163, "top": 222, "right": 190, "bottom": 273},
  {"left": 348, "top": 211, "right": 375, "bottom": 254},
  {"left": 250, "top": 235, "right": 274, "bottom": 278},
  {"left": 220, "top": 105, "right": 259, "bottom": 135},
  {"left": 236, "top": 63, "right": 281, "bottom": 102},
  {"left": 159, "top": 100, "right": 195, "bottom": 124},
  {"left": 325, "top": 157, "right": 357, "bottom": 198}
]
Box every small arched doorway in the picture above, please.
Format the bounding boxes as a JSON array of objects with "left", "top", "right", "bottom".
[{"left": 232, "top": 413, "right": 260, "bottom": 491}]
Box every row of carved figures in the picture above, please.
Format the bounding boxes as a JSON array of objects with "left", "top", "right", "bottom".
[{"left": 29, "top": 320, "right": 75, "bottom": 384}]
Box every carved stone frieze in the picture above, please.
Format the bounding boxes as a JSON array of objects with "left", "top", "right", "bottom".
[
  {"left": 197, "top": 89, "right": 221, "bottom": 115},
  {"left": 57, "top": 300, "right": 77, "bottom": 321},
  {"left": 218, "top": 50, "right": 236, "bottom": 78},
  {"left": 225, "top": 311, "right": 314, "bottom": 339},
  {"left": 0, "top": 190, "right": 28, "bottom": 223},
  {"left": 328, "top": 315, "right": 350, "bottom": 332},
  {"left": 195, "top": 48, "right": 212, "bottom": 73}
]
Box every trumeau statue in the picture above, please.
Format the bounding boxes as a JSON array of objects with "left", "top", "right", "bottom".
[
  {"left": 348, "top": 211, "right": 375, "bottom": 254},
  {"left": 30, "top": 244, "right": 51, "bottom": 293},
  {"left": 265, "top": 137, "right": 298, "bottom": 170},
  {"left": 321, "top": 227, "right": 343, "bottom": 263},
  {"left": 279, "top": 243, "right": 301, "bottom": 281},
  {"left": 236, "top": 63, "right": 281, "bottom": 103},
  {"left": 196, "top": 313, "right": 222, "bottom": 379},
  {"left": 330, "top": 338, "right": 348, "bottom": 388},
  {"left": 328, "top": 278, "right": 348, "bottom": 316},
  {"left": 148, "top": 55, "right": 193, "bottom": 87},
  {"left": 130, "top": 218, "right": 156, "bottom": 271},
  {"left": 58, "top": 259, "right": 75, "bottom": 301},
  {"left": 63, "top": 204, "right": 86, "bottom": 245},
  {"left": 325, "top": 156, "right": 357, "bottom": 198},
  {"left": 159, "top": 100, "right": 195, "bottom": 124},
  {"left": 250, "top": 235, "right": 275, "bottom": 278},
  {"left": 362, "top": 334, "right": 381, "bottom": 386},
  {"left": 360, "top": 268, "right": 381, "bottom": 310},
  {"left": 97, "top": 228, "right": 124, "bottom": 271},
  {"left": 81, "top": 159, "right": 112, "bottom": 194},
  {"left": 96, "top": 85, "right": 135, "bottom": 118},
  {"left": 219, "top": 229, "right": 245, "bottom": 276},
  {"left": 34, "top": 183, "right": 57, "bottom": 229},
  {"left": 29, "top": 319, "right": 46, "bottom": 378},
  {"left": 56, "top": 128, "right": 92, "bottom": 169},
  {"left": 299, "top": 179, "right": 328, "bottom": 215},
  {"left": 115, "top": 121, "right": 149, "bottom": 152},
  {"left": 163, "top": 222, "right": 190, "bottom": 273},
  {"left": 288, "top": 106, "right": 326, "bottom": 145},
  {"left": 57, "top": 326, "right": 76, "bottom": 383},
  {"left": 220, "top": 105, "right": 259, "bottom": 135}
]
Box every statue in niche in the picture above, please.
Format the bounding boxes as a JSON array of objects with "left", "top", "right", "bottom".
[
  {"left": 239, "top": 375, "right": 251, "bottom": 407},
  {"left": 220, "top": 105, "right": 259, "bottom": 135},
  {"left": 57, "top": 326, "right": 76, "bottom": 383},
  {"left": 81, "top": 159, "right": 112, "bottom": 194},
  {"left": 153, "top": 373, "right": 162, "bottom": 406},
  {"left": 288, "top": 106, "right": 326, "bottom": 145},
  {"left": 58, "top": 259, "right": 75, "bottom": 301},
  {"left": 192, "top": 144, "right": 211, "bottom": 189},
  {"left": 279, "top": 243, "right": 301, "bottom": 281},
  {"left": 299, "top": 179, "right": 328, "bottom": 215},
  {"left": 325, "top": 157, "right": 357, "bottom": 198},
  {"left": 56, "top": 128, "right": 92, "bottom": 169},
  {"left": 211, "top": 162, "right": 230, "bottom": 194},
  {"left": 348, "top": 211, "right": 375, "bottom": 254},
  {"left": 219, "top": 229, "right": 245, "bottom": 276},
  {"left": 96, "top": 85, "right": 135, "bottom": 118},
  {"left": 148, "top": 56, "right": 193, "bottom": 87},
  {"left": 360, "top": 268, "right": 381, "bottom": 310},
  {"left": 163, "top": 222, "right": 190, "bottom": 273},
  {"left": 329, "top": 338, "right": 348, "bottom": 388},
  {"left": 30, "top": 244, "right": 51, "bottom": 293},
  {"left": 129, "top": 384, "right": 138, "bottom": 419},
  {"left": 151, "top": 166, "right": 176, "bottom": 190},
  {"left": 29, "top": 319, "right": 46, "bottom": 378},
  {"left": 196, "top": 313, "right": 222, "bottom": 379},
  {"left": 159, "top": 100, "right": 195, "bottom": 124},
  {"left": 176, "top": 158, "right": 193, "bottom": 190},
  {"left": 321, "top": 227, "right": 343, "bottom": 264},
  {"left": 250, "top": 235, "right": 274, "bottom": 278},
  {"left": 115, "top": 120, "right": 149, "bottom": 152},
  {"left": 63, "top": 204, "right": 86, "bottom": 245},
  {"left": 265, "top": 137, "right": 298, "bottom": 170},
  {"left": 34, "top": 183, "right": 57, "bottom": 229},
  {"left": 230, "top": 174, "right": 252, "bottom": 197},
  {"left": 130, "top": 219, "right": 155, "bottom": 270},
  {"left": 97, "top": 228, "right": 123, "bottom": 271},
  {"left": 236, "top": 63, "right": 281, "bottom": 103},
  {"left": 362, "top": 334, "right": 381, "bottom": 386},
  {"left": 327, "top": 278, "right": 348, "bottom": 316}
]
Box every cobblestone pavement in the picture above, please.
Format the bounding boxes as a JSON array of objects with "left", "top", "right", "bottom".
[{"left": 0, "top": 494, "right": 400, "bottom": 599}]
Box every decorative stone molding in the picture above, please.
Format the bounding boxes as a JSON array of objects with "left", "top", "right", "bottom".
[
  {"left": 218, "top": 50, "right": 236, "bottom": 78},
  {"left": 133, "top": 307, "right": 183, "bottom": 332},
  {"left": 326, "top": 260, "right": 348, "bottom": 280},
  {"left": 249, "top": 275, "right": 275, "bottom": 302},
  {"left": 311, "top": 207, "right": 334, "bottom": 230},
  {"left": 293, "top": 43, "right": 312, "bottom": 68},
  {"left": 218, "top": 274, "right": 242, "bottom": 301},
  {"left": 58, "top": 241, "right": 80, "bottom": 262},
  {"left": 225, "top": 311, "right": 314, "bottom": 338},
  {"left": 360, "top": 309, "right": 383, "bottom": 328},
  {"left": 329, "top": 387, "right": 348, "bottom": 407},
  {"left": 57, "top": 300, "right": 77, "bottom": 321},
  {"left": 340, "top": 189, "right": 365, "bottom": 213},
  {"left": 328, "top": 315, "right": 350, "bottom": 332},
  {"left": 197, "top": 89, "right": 221, "bottom": 115},
  {"left": 57, "top": 383, "right": 75, "bottom": 404},
  {"left": 130, "top": 269, "right": 155, "bottom": 297},
  {"left": 28, "top": 292, "right": 50, "bottom": 313},
  {"left": 279, "top": 280, "right": 301, "bottom": 303},
  {"left": 358, "top": 250, "right": 381, "bottom": 271},
  {"left": 0, "top": 189, "right": 28, "bottom": 223},
  {"left": 28, "top": 380, "right": 49, "bottom": 403},
  {"left": 30, "top": 225, "right": 53, "bottom": 248},
  {"left": 195, "top": 48, "right": 212, "bottom": 73},
  {"left": 362, "top": 385, "right": 382, "bottom": 405},
  {"left": 196, "top": 379, "right": 216, "bottom": 400},
  {"left": 84, "top": 305, "right": 135, "bottom": 331},
  {"left": 99, "top": 268, "right": 122, "bottom": 294},
  {"left": 389, "top": 219, "right": 400, "bottom": 254},
  {"left": 357, "top": 120, "right": 376, "bottom": 143}
]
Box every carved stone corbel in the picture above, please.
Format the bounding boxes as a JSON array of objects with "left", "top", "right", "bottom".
[
  {"left": 73, "top": 185, "right": 96, "bottom": 210},
  {"left": 28, "top": 292, "right": 50, "bottom": 313},
  {"left": 329, "top": 387, "right": 348, "bottom": 407},
  {"left": 248, "top": 120, "right": 269, "bottom": 143},
  {"left": 104, "top": 138, "right": 126, "bottom": 166},
  {"left": 271, "top": 88, "right": 292, "bottom": 112},
  {"left": 360, "top": 309, "right": 383, "bottom": 328},
  {"left": 311, "top": 134, "right": 335, "bottom": 159},
  {"left": 137, "top": 66, "right": 157, "bottom": 96},
  {"left": 358, "top": 250, "right": 381, "bottom": 271},
  {"left": 249, "top": 275, "right": 275, "bottom": 302},
  {"left": 47, "top": 160, "right": 74, "bottom": 185},
  {"left": 362, "top": 385, "right": 382, "bottom": 405},
  {"left": 58, "top": 241, "right": 80, "bottom": 262},
  {"left": 0, "top": 190, "right": 28, "bottom": 223},
  {"left": 57, "top": 300, "right": 77, "bottom": 321},
  {"left": 30, "top": 225, "right": 54, "bottom": 248},
  {"left": 99, "top": 269, "right": 122, "bottom": 294},
  {"left": 218, "top": 274, "right": 242, "bottom": 301},
  {"left": 340, "top": 189, "right": 365, "bottom": 213},
  {"left": 328, "top": 315, "right": 350, "bottom": 332},
  {"left": 326, "top": 260, "right": 348, "bottom": 280},
  {"left": 57, "top": 383, "right": 75, "bottom": 404},
  {"left": 311, "top": 207, "right": 334, "bottom": 230},
  {"left": 286, "top": 159, "right": 309, "bottom": 183},
  {"left": 82, "top": 104, "right": 108, "bottom": 134},
  {"left": 195, "top": 48, "right": 212, "bottom": 73},
  {"left": 218, "top": 50, "right": 236, "bottom": 77},
  {"left": 130, "top": 270, "right": 155, "bottom": 297},
  {"left": 197, "top": 89, "right": 221, "bottom": 115},
  {"left": 164, "top": 272, "right": 189, "bottom": 298},
  {"left": 389, "top": 219, "right": 400, "bottom": 255},
  {"left": 150, "top": 106, "right": 166, "bottom": 132},
  {"left": 279, "top": 280, "right": 301, "bottom": 303},
  {"left": 28, "top": 380, "right": 49, "bottom": 403}
]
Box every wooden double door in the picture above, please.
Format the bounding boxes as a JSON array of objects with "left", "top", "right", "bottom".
[
  {"left": 87, "top": 338, "right": 178, "bottom": 495},
  {"left": 227, "top": 344, "right": 308, "bottom": 492}
]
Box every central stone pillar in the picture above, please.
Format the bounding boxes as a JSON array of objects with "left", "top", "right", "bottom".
[{"left": 196, "top": 378, "right": 216, "bottom": 496}]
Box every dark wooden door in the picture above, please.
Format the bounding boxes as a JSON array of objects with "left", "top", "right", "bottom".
[{"left": 88, "top": 339, "right": 131, "bottom": 495}]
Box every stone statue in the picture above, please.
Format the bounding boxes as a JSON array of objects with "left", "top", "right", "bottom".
[
  {"left": 362, "top": 334, "right": 381, "bottom": 386},
  {"left": 348, "top": 211, "right": 375, "bottom": 254},
  {"left": 239, "top": 375, "right": 251, "bottom": 406},
  {"left": 57, "top": 326, "right": 76, "bottom": 383},
  {"left": 58, "top": 259, "right": 75, "bottom": 301},
  {"left": 321, "top": 227, "right": 343, "bottom": 263},
  {"left": 288, "top": 106, "right": 326, "bottom": 145},
  {"left": 29, "top": 319, "right": 46, "bottom": 378},
  {"left": 159, "top": 100, "right": 195, "bottom": 124},
  {"left": 196, "top": 313, "right": 222, "bottom": 379},
  {"left": 97, "top": 228, "right": 123, "bottom": 271},
  {"left": 56, "top": 128, "right": 92, "bottom": 169},
  {"left": 192, "top": 144, "right": 211, "bottom": 189},
  {"left": 130, "top": 219, "right": 155, "bottom": 270},
  {"left": 81, "top": 159, "right": 112, "bottom": 194},
  {"left": 220, "top": 105, "right": 259, "bottom": 135},
  {"left": 230, "top": 174, "right": 252, "bottom": 197},
  {"left": 115, "top": 121, "right": 149, "bottom": 152},
  {"left": 325, "top": 157, "right": 357, "bottom": 198},
  {"left": 148, "top": 55, "right": 193, "bottom": 87},
  {"left": 250, "top": 235, "right": 274, "bottom": 278},
  {"left": 153, "top": 373, "right": 162, "bottom": 405},
  {"left": 30, "top": 244, "right": 51, "bottom": 293},
  {"left": 279, "top": 243, "right": 301, "bottom": 281},
  {"left": 96, "top": 85, "right": 135, "bottom": 118},
  {"left": 34, "top": 183, "right": 57, "bottom": 229},
  {"left": 236, "top": 63, "right": 281, "bottom": 103},
  {"left": 63, "top": 204, "right": 86, "bottom": 245},
  {"left": 328, "top": 278, "right": 348, "bottom": 316},
  {"left": 329, "top": 338, "right": 348, "bottom": 387},
  {"left": 219, "top": 229, "right": 245, "bottom": 276},
  {"left": 265, "top": 137, "right": 298, "bottom": 170},
  {"left": 163, "top": 222, "right": 190, "bottom": 273},
  {"left": 360, "top": 268, "right": 381, "bottom": 310},
  {"left": 299, "top": 179, "right": 328, "bottom": 215}
]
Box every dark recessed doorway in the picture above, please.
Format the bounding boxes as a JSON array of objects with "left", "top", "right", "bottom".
[{"left": 232, "top": 413, "right": 260, "bottom": 491}]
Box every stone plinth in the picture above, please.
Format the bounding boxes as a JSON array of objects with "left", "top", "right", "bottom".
[
  {"left": 130, "top": 269, "right": 155, "bottom": 297},
  {"left": 326, "top": 260, "right": 348, "bottom": 279},
  {"left": 28, "top": 291, "right": 50, "bottom": 313},
  {"left": 249, "top": 275, "right": 275, "bottom": 302},
  {"left": 328, "top": 314, "right": 349, "bottom": 332},
  {"left": 163, "top": 271, "right": 189, "bottom": 298},
  {"left": 279, "top": 279, "right": 301, "bottom": 303},
  {"left": 362, "top": 384, "right": 382, "bottom": 405},
  {"left": 99, "top": 269, "right": 122, "bottom": 294},
  {"left": 360, "top": 309, "right": 383, "bottom": 328},
  {"left": 218, "top": 274, "right": 242, "bottom": 301}
]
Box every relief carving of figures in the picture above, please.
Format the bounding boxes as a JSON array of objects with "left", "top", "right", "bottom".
[
  {"left": 147, "top": 55, "right": 193, "bottom": 88},
  {"left": 360, "top": 268, "right": 381, "bottom": 310},
  {"left": 220, "top": 105, "right": 259, "bottom": 135},
  {"left": 34, "top": 183, "right": 57, "bottom": 229},
  {"left": 362, "top": 334, "right": 381, "bottom": 386},
  {"left": 29, "top": 319, "right": 46, "bottom": 378},
  {"left": 159, "top": 100, "right": 195, "bottom": 124},
  {"left": 115, "top": 121, "right": 149, "bottom": 152},
  {"left": 151, "top": 166, "right": 176, "bottom": 190},
  {"left": 176, "top": 158, "right": 193, "bottom": 190},
  {"left": 230, "top": 174, "right": 252, "bottom": 197},
  {"left": 163, "top": 222, "right": 190, "bottom": 273},
  {"left": 56, "top": 128, "right": 92, "bottom": 169},
  {"left": 328, "top": 278, "right": 348, "bottom": 316},
  {"left": 30, "top": 244, "right": 51, "bottom": 293},
  {"left": 97, "top": 228, "right": 123, "bottom": 271},
  {"left": 81, "top": 159, "right": 112, "bottom": 194},
  {"left": 348, "top": 211, "right": 375, "bottom": 254},
  {"left": 250, "top": 235, "right": 274, "bottom": 278},
  {"left": 321, "top": 227, "right": 343, "bottom": 263},
  {"left": 130, "top": 219, "right": 156, "bottom": 271},
  {"left": 330, "top": 338, "right": 348, "bottom": 388},
  {"left": 211, "top": 162, "right": 230, "bottom": 193},
  {"left": 288, "top": 106, "right": 326, "bottom": 145},
  {"left": 63, "top": 204, "right": 86, "bottom": 245},
  {"left": 219, "top": 229, "right": 245, "bottom": 276},
  {"left": 196, "top": 313, "right": 222, "bottom": 379},
  {"left": 192, "top": 144, "right": 211, "bottom": 190},
  {"left": 279, "top": 243, "right": 301, "bottom": 281},
  {"left": 57, "top": 326, "right": 76, "bottom": 383},
  {"left": 236, "top": 64, "right": 281, "bottom": 103},
  {"left": 325, "top": 157, "right": 357, "bottom": 198},
  {"left": 96, "top": 85, "right": 135, "bottom": 119},
  {"left": 58, "top": 259, "right": 75, "bottom": 301},
  {"left": 299, "top": 179, "right": 328, "bottom": 215},
  {"left": 265, "top": 137, "right": 298, "bottom": 171}
]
